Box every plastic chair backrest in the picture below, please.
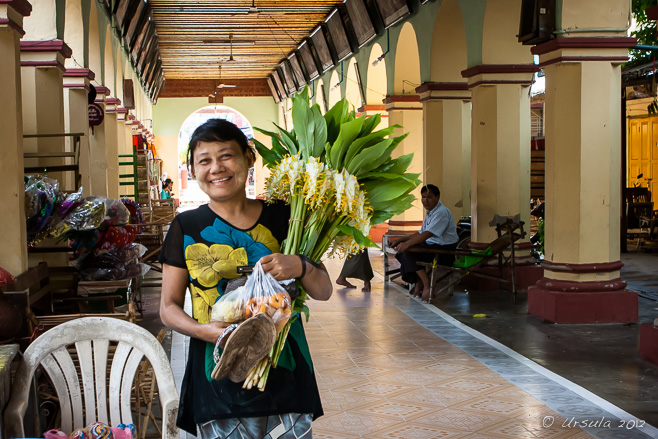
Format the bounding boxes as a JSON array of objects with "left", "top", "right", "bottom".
[{"left": 4, "top": 317, "right": 178, "bottom": 439}]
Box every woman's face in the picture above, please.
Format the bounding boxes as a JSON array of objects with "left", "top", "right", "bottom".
[{"left": 192, "top": 140, "right": 253, "bottom": 203}]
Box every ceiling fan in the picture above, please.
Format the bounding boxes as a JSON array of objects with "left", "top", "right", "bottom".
[
  {"left": 208, "top": 65, "right": 235, "bottom": 98},
  {"left": 246, "top": 0, "right": 288, "bottom": 16}
]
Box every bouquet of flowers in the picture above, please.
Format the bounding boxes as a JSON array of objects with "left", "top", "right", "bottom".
[{"left": 241, "top": 87, "right": 420, "bottom": 390}]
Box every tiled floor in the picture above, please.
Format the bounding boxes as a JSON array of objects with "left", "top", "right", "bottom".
[{"left": 166, "top": 252, "right": 658, "bottom": 438}]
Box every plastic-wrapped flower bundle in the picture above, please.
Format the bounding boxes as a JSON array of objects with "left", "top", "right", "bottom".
[{"left": 61, "top": 197, "right": 149, "bottom": 281}]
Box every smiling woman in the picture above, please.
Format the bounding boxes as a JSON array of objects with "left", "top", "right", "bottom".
[
  {"left": 177, "top": 106, "right": 257, "bottom": 203},
  {"left": 158, "top": 118, "right": 332, "bottom": 437}
]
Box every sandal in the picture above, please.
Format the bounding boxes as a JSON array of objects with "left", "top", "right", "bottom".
[{"left": 211, "top": 313, "right": 277, "bottom": 383}]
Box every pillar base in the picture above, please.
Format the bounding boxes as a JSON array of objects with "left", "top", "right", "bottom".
[
  {"left": 528, "top": 282, "right": 638, "bottom": 323},
  {"left": 640, "top": 323, "right": 658, "bottom": 366},
  {"left": 460, "top": 262, "right": 543, "bottom": 292},
  {"left": 370, "top": 223, "right": 389, "bottom": 244}
]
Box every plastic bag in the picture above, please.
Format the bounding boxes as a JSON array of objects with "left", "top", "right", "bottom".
[
  {"left": 63, "top": 197, "right": 106, "bottom": 231},
  {"left": 74, "top": 243, "right": 150, "bottom": 280},
  {"left": 24, "top": 175, "right": 63, "bottom": 242},
  {"left": 211, "top": 262, "right": 292, "bottom": 333}
]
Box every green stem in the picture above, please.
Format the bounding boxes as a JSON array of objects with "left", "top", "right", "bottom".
[{"left": 310, "top": 215, "right": 350, "bottom": 261}]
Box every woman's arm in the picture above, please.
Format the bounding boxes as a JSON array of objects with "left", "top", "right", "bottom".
[
  {"left": 259, "top": 254, "right": 332, "bottom": 301},
  {"left": 160, "top": 263, "right": 230, "bottom": 343}
]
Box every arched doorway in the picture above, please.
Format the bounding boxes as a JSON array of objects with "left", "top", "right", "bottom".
[{"left": 178, "top": 105, "right": 256, "bottom": 203}]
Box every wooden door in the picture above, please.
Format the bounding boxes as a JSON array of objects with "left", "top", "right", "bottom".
[{"left": 628, "top": 117, "right": 656, "bottom": 203}]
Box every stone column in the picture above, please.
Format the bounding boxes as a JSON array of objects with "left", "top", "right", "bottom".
[
  {"left": 62, "top": 68, "right": 94, "bottom": 194},
  {"left": 105, "top": 97, "right": 120, "bottom": 199},
  {"left": 118, "top": 107, "right": 133, "bottom": 156},
  {"left": 417, "top": 82, "right": 471, "bottom": 220},
  {"left": 384, "top": 95, "right": 424, "bottom": 234},
  {"left": 0, "top": 0, "right": 31, "bottom": 275},
  {"left": 20, "top": 40, "right": 71, "bottom": 185},
  {"left": 89, "top": 86, "right": 109, "bottom": 196},
  {"left": 528, "top": 37, "right": 638, "bottom": 323},
  {"left": 116, "top": 106, "right": 127, "bottom": 155},
  {"left": 461, "top": 65, "right": 541, "bottom": 289},
  {"left": 462, "top": 65, "right": 537, "bottom": 241}
]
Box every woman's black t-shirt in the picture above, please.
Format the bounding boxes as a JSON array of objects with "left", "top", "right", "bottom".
[{"left": 159, "top": 201, "right": 323, "bottom": 433}]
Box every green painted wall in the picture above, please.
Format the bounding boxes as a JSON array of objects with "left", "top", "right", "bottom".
[
  {"left": 152, "top": 96, "right": 279, "bottom": 137},
  {"left": 459, "top": 0, "right": 486, "bottom": 68}
]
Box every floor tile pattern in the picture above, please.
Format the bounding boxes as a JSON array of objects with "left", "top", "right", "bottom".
[{"left": 171, "top": 254, "right": 657, "bottom": 438}]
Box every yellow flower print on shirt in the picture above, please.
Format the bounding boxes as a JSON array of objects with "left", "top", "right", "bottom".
[
  {"left": 185, "top": 243, "right": 248, "bottom": 287},
  {"left": 247, "top": 224, "right": 281, "bottom": 254},
  {"left": 189, "top": 284, "right": 219, "bottom": 323}
]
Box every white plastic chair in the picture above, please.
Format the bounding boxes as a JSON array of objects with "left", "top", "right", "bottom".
[{"left": 4, "top": 317, "right": 179, "bottom": 438}]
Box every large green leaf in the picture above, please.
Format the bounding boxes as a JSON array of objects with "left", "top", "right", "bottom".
[
  {"left": 384, "top": 152, "right": 414, "bottom": 175},
  {"left": 343, "top": 126, "right": 397, "bottom": 168},
  {"left": 370, "top": 193, "right": 417, "bottom": 224},
  {"left": 360, "top": 172, "right": 420, "bottom": 183},
  {"left": 273, "top": 123, "right": 298, "bottom": 155},
  {"left": 359, "top": 113, "right": 381, "bottom": 137},
  {"left": 345, "top": 138, "right": 393, "bottom": 176},
  {"left": 309, "top": 105, "right": 328, "bottom": 158},
  {"left": 324, "top": 99, "right": 349, "bottom": 145},
  {"left": 330, "top": 116, "right": 365, "bottom": 170},
  {"left": 252, "top": 137, "right": 281, "bottom": 168},
  {"left": 363, "top": 178, "right": 419, "bottom": 209},
  {"left": 292, "top": 88, "right": 328, "bottom": 159},
  {"left": 254, "top": 127, "right": 290, "bottom": 157},
  {"left": 336, "top": 224, "right": 379, "bottom": 249},
  {"left": 388, "top": 132, "right": 409, "bottom": 151}
]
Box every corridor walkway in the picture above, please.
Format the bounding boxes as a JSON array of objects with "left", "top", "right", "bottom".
[{"left": 168, "top": 252, "right": 658, "bottom": 439}]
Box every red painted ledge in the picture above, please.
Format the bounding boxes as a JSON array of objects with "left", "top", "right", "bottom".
[
  {"left": 415, "top": 82, "right": 469, "bottom": 93},
  {"left": 541, "top": 260, "right": 623, "bottom": 274},
  {"left": 20, "top": 40, "right": 72, "bottom": 58},
  {"left": 64, "top": 68, "right": 95, "bottom": 80},
  {"left": 461, "top": 64, "right": 539, "bottom": 78},
  {"left": 383, "top": 95, "right": 420, "bottom": 104},
  {"left": 0, "top": 0, "right": 32, "bottom": 17},
  {"left": 531, "top": 37, "right": 637, "bottom": 56}
]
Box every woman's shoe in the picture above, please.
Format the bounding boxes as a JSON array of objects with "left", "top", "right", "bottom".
[{"left": 211, "top": 313, "right": 277, "bottom": 383}]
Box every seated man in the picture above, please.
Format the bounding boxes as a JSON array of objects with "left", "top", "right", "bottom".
[{"left": 391, "top": 184, "right": 459, "bottom": 302}]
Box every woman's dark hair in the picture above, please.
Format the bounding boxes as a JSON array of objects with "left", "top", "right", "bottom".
[
  {"left": 187, "top": 119, "right": 253, "bottom": 173},
  {"left": 421, "top": 184, "right": 440, "bottom": 198},
  {"left": 162, "top": 178, "right": 173, "bottom": 190}
]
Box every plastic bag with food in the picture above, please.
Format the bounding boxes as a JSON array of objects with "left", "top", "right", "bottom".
[{"left": 211, "top": 261, "right": 292, "bottom": 333}]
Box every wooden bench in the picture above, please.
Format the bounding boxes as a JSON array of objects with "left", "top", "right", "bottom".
[
  {"left": 4, "top": 263, "right": 130, "bottom": 339},
  {"left": 409, "top": 219, "right": 527, "bottom": 301}
]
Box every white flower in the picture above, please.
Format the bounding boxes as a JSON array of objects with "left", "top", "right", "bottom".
[
  {"left": 286, "top": 154, "right": 304, "bottom": 194},
  {"left": 343, "top": 171, "right": 358, "bottom": 214},
  {"left": 304, "top": 157, "right": 324, "bottom": 206},
  {"left": 334, "top": 171, "right": 346, "bottom": 214}
]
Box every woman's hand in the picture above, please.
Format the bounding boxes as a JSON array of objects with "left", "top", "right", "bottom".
[
  {"left": 207, "top": 320, "right": 240, "bottom": 348},
  {"left": 259, "top": 253, "right": 302, "bottom": 281},
  {"left": 260, "top": 253, "right": 333, "bottom": 301}
]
